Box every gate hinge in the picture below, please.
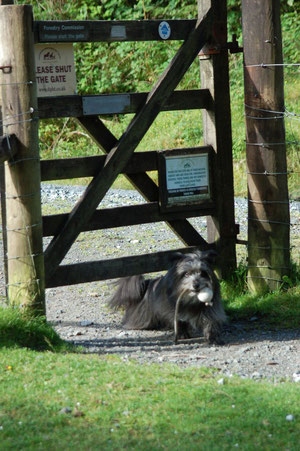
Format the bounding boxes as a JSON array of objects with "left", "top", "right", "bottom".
[
  {"left": 199, "top": 27, "right": 243, "bottom": 58},
  {"left": 226, "top": 34, "right": 243, "bottom": 54}
]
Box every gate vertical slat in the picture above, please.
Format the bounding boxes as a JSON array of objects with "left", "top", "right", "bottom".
[{"left": 198, "top": 0, "right": 237, "bottom": 278}]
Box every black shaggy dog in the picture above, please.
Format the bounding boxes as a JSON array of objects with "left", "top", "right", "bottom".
[{"left": 109, "top": 250, "right": 226, "bottom": 345}]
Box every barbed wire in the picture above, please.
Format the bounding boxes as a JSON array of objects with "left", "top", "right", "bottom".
[
  {"left": 246, "top": 276, "right": 283, "bottom": 283},
  {"left": 0, "top": 279, "right": 41, "bottom": 291},
  {"left": 248, "top": 265, "right": 290, "bottom": 270},
  {"left": 6, "top": 222, "right": 42, "bottom": 232},
  {"left": 5, "top": 253, "right": 43, "bottom": 261},
  {"left": 247, "top": 173, "right": 299, "bottom": 176},
  {"left": 247, "top": 171, "right": 297, "bottom": 175},
  {"left": 247, "top": 245, "right": 293, "bottom": 251},
  {"left": 245, "top": 63, "right": 300, "bottom": 68},
  {"left": 1, "top": 132, "right": 43, "bottom": 301},
  {"left": 249, "top": 199, "right": 290, "bottom": 205},
  {"left": 245, "top": 141, "right": 298, "bottom": 146},
  {"left": 248, "top": 218, "right": 298, "bottom": 226},
  {"left": 0, "top": 108, "right": 35, "bottom": 126},
  {"left": 244, "top": 104, "right": 300, "bottom": 123},
  {"left": 8, "top": 157, "right": 40, "bottom": 166},
  {"left": 5, "top": 192, "right": 38, "bottom": 200},
  {"left": 0, "top": 81, "right": 33, "bottom": 86}
]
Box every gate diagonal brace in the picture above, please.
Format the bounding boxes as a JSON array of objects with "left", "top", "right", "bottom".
[
  {"left": 76, "top": 116, "right": 209, "bottom": 248},
  {"left": 44, "top": 7, "right": 214, "bottom": 284}
]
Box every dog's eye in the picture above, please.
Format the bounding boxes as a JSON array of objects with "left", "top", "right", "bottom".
[{"left": 184, "top": 272, "right": 190, "bottom": 278}]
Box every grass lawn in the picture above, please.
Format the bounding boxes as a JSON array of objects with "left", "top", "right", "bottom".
[
  {"left": 0, "top": 347, "right": 299, "bottom": 451},
  {"left": 0, "top": 288, "right": 300, "bottom": 451}
]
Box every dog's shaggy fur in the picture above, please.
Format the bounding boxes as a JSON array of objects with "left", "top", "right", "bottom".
[{"left": 109, "top": 250, "right": 226, "bottom": 344}]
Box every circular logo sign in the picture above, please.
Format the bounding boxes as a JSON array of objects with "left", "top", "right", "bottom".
[{"left": 158, "top": 21, "right": 171, "bottom": 40}]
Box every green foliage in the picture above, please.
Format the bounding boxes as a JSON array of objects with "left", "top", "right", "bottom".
[
  {"left": 282, "top": 12, "right": 300, "bottom": 62},
  {"left": 14, "top": 0, "right": 299, "bottom": 197}
]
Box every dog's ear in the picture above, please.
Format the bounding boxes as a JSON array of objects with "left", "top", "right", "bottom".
[
  {"left": 169, "top": 252, "right": 184, "bottom": 265},
  {"left": 200, "top": 249, "right": 218, "bottom": 265}
]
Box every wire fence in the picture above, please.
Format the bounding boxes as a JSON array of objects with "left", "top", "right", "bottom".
[{"left": 0, "top": 62, "right": 299, "bottom": 295}]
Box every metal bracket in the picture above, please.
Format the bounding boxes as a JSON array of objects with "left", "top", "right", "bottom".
[
  {"left": 0, "top": 65, "right": 12, "bottom": 74},
  {"left": 199, "top": 25, "right": 243, "bottom": 58},
  {"left": 226, "top": 34, "right": 243, "bottom": 54}
]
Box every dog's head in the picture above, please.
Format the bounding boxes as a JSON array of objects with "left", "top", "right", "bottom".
[{"left": 170, "top": 250, "right": 217, "bottom": 306}]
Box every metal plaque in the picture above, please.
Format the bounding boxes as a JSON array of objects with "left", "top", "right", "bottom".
[
  {"left": 158, "top": 148, "right": 212, "bottom": 211},
  {"left": 82, "top": 94, "right": 131, "bottom": 116}
]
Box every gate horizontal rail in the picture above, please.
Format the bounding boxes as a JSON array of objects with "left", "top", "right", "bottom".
[
  {"left": 38, "top": 89, "right": 212, "bottom": 119},
  {"left": 34, "top": 19, "right": 197, "bottom": 43},
  {"left": 42, "top": 201, "right": 215, "bottom": 237},
  {"left": 46, "top": 246, "right": 201, "bottom": 288},
  {"left": 40, "top": 146, "right": 212, "bottom": 181}
]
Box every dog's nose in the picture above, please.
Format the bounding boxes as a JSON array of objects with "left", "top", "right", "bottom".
[{"left": 193, "top": 280, "right": 200, "bottom": 291}]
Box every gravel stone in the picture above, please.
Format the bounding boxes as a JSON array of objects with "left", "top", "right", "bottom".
[{"left": 1, "top": 184, "right": 299, "bottom": 382}]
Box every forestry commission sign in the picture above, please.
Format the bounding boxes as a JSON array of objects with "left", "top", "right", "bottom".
[
  {"left": 34, "top": 43, "right": 77, "bottom": 97},
  {"left": 158, "top": 148, "right": 212, "bottom": 211}
]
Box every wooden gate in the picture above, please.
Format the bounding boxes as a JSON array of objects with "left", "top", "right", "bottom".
[{"left": 0, "top": 0, "right": 237, "bottom": 308}]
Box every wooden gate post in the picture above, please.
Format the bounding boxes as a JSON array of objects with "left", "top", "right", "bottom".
[
  {"left": 198, "top": 0, "right": 237, "bottom": 278},
  {"left": 0, "top": 4, "right": 45, "bottom": 312},
  {"left": 241, "top": 0, "right": 290, "bottom": 293}
]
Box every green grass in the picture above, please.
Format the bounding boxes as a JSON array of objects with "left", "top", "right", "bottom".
[
  {"left": 0, "top": 270, "right": 299, "bottom": 450},
  {"left": 0, "top": 345, "right": 299, "bottom": 450},
  {"left": 0, "top": 306, "right": 71, "bottom": 352},
  {"left": 223, "top": 285, "right": 300, "bottom": 328},
  {"left": 221, "top": 262, "right": 300, "bottom": 327}
]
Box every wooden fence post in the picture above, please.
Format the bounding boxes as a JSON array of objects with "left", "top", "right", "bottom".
[
  {"left": 197, "top": 0, "right": 237, "bottom": 278},
  {"left": 0, "top": 0, "right": 15, "bottom": 298},
  {"left": 0, "top": 4, "right": 45, "bottom": 312},
  {"left": 241, "top": 0, "right": 290, "bottom": 293}
]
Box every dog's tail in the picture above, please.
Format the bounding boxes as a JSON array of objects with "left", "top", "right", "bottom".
[{"left": 108, "top": 275, "right": 149, "bottom": 310}]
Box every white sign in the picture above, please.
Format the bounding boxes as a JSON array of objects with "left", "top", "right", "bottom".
[
  {"left": 34, "top": 43, "right": 77, "bottom": 97},
  {"left": 165, "top": 153, "right": 210, "bottom": 204},
  {"left": 158, "top": 21, "right": 171, "bottom": 40}
]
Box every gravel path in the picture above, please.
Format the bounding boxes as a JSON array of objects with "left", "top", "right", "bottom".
[{"left": 1, "top": 184, "right": 300, "bottom": 382}]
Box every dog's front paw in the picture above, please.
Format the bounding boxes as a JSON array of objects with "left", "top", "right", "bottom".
[
  {"left": 177, "top": 321, "right": 191, "bottom": 339},
  {"left": 208, "top": 336, "right": 225, "bottom": 346}
]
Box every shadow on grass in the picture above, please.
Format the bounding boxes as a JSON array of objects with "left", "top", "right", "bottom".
[{"left": 0, "top": 306, "right": 73, "bottom": 352}]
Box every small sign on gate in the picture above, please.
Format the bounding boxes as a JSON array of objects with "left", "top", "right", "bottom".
[
  {"left": 34, "top": 43, "right": 77, "bottom": 97},
  {"left": 158, "top": 148, "right": 212, "bottom": 212}
]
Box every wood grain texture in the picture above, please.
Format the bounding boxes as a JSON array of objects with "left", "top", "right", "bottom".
[
  {"left": 46, "top": 246, "right": 200, "bottom": 288},
  {"left": 34, "top": 19, "right": 197, "bottom": 43},
  {"left": 0, "top": 5, "right": 45, "bottom": 310},
  {"left": 242, "top": 0, "right": 290, "bottom": 292},
  {"left": 76, "top": 117, "right": 210, "bottom": 248},
  {"left": 42, "top": 202, "right": 214, "bottom": 237},
  {"left": 44, "top": 9, "right": 214, "bottom": 284},
  {"left": 198, "top": 0, "right": 237, "bottom": 278},
  {"left": 38, "top": 90, "right": 211, "bottom": 119}
]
